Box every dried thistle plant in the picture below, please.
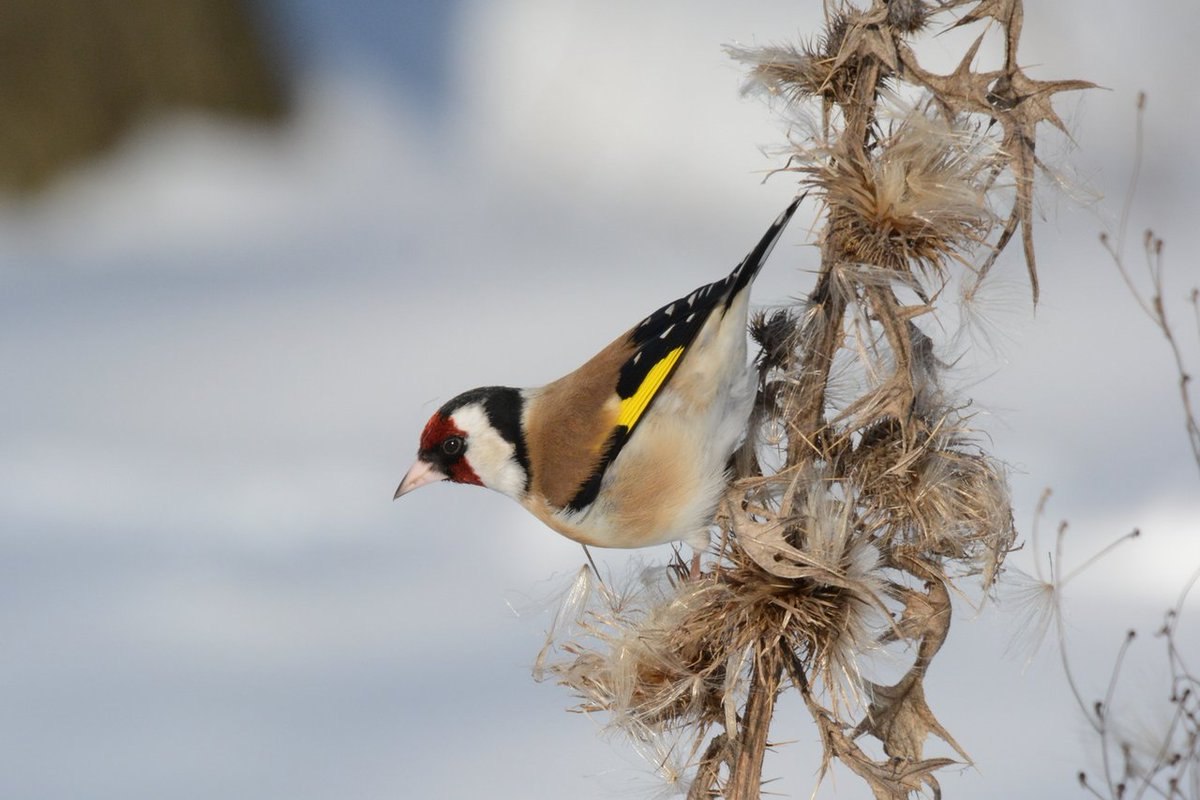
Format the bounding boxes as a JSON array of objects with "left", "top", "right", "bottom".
[{"left": 537, "top": 2, "right": 1093, "bottom": 797}]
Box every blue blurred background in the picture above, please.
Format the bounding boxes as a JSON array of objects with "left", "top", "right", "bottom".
[{"left": 1, "top": 1, "right": 1198, "bottom": 798}]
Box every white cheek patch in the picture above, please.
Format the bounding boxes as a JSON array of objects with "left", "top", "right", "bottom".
[{"left": 451, "top": 404, "right": 527, "bottom": 498}]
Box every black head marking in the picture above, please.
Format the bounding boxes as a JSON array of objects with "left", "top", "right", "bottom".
[{"left": 431, "top": 386, "right": 530, "bottom": 488}]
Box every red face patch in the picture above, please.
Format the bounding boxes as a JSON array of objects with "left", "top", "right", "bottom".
[
  {"left": 419, "top": 412, "right": 462, "bottom": 452},
  {"left": 418, "top": 413, "right": 482, "bottom": 487},
  {"left": 447, "top": 459, "right": 482, "bottom": 486}
]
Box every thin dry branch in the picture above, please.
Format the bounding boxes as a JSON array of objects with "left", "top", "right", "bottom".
[
  {"left": 1057, "top": 92, "right": 1200, "bottom": 800},
  {"left": 1046, "top": 514, "right": 1200, "bottom": 800},
  {"left": 1100, "top": 94, "right": 1200, "bottom": 475}
]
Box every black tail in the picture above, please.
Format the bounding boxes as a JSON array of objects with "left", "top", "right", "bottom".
[{"left": 723, "top": 194, "right": 803, "bottom": 308}]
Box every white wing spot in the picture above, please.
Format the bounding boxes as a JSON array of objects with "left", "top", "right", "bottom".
[
  {"left": 659, "top": 324, "right": 674, "bottom": 339},
  {"left": 686, "top": 313, "right": 696, "bottom": 323},
  {"left": 686, "top": 292, "right": 697, "bottom": 306},
  {"left": 632, "top": 352, "right": 642, "bottom": 364},
  {"left": 664, "top": 303, "right": 675, "bottom": 316}
]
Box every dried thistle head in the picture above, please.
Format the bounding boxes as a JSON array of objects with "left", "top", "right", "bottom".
[
  {"left": 540, "top": 565, "right": 729, "bottom": 740},
  {"left": 539, "top": 468, "right": 895, "bottom": 757},
  {"left": 727, "top": 9, "right": 872, "bottom": 108},
  {"left": 807, "top": 109, "right": 996, "bottom": 279},
  {"left": 843, "top": 415, "right": 1015, "bottom": 584},
  {"left": 887, "top": 0, "right": 930, "bottom": 32},
  {"left": 750, "top": 308, "right": 800, "bottom": 374},
  {"left": 727, "top": 42, "right": 826, "bottom": 105}
]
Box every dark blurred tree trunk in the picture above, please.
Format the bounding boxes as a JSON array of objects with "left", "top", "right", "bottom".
[{"left": 0, "top": 0, "right": 289, "bottom": 193}]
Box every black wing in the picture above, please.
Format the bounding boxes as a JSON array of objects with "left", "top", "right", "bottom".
[{"left": 565, "top": 196, "right": 800, "bottom": 512}]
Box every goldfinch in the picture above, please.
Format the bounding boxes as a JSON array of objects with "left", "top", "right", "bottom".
[{"left": 395, "top": 197, "right": 799, "bottom": 551}]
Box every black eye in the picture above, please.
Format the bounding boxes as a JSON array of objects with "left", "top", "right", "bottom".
[{"left": 441, "top": 436, "right": 464, "bottom": 456}]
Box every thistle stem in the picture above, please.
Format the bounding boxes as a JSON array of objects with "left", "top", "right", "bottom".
[{"left": 726, "top": 645, "right": 784, "bottom": 800}]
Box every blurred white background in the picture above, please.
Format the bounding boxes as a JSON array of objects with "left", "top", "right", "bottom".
[{"left": 1, "top": 1, "right": 1198, "bottom": 798}]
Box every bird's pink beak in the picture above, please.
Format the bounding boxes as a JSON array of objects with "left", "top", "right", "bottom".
[{"left": 394, "top": 459, "right": 448, "bottom": 499}]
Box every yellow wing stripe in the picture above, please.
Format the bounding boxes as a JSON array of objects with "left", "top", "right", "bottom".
[{"left": 616, "top": 346, "right": 684, "bottom": 430}]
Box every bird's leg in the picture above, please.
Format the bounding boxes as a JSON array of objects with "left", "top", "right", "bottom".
[
  {"left": 688, "top": 549, "right": 703, "bottom": 579},
  {"left": 581, "top": 544, "right": 605, "bottom": 586}
]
